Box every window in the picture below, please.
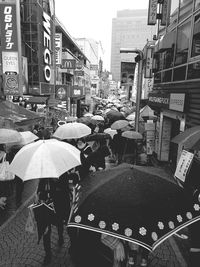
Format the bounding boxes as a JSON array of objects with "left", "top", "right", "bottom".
[
  {"left": 179, "top": 0, "right": 193, "bottom": 22},
  {"left": 191, "top": 13, "right": 200, "bottom": 58},
  {"left": 162, "top": 70, "right": 172, "bottom": 82},
  {"left": 175, "top": 19, "right": 191, "bottom": 65},
  {"left": 173, "top": 66, "right": 186, "bottom": 81},
  {"left": 195, "top": 0, "right": 200, "bottom": 10},
  {"left": 187, "top": 62, "right": 200, "bottom": 79},
  {"left": 154, "top": 72, "right": 161, "bottom": 83},
  {"left": 169, "top": 0, "right": 179, "bottom": 26}
]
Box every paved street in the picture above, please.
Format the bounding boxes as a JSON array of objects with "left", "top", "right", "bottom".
[{"left": 0, "top": 162, "right": 191, "bottom": 266}]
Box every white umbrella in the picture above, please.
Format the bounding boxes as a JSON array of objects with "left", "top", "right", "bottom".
[
  {"left": 126, "top": 113, "right": 135, "bottom": 121},
  {"left": 122, "top": 130, "right": 143, "bottom": 140},
  {"left": 104, "top": 128, "right": 117, "bottom": 139},
  {"left": 111, "top": 120, "right": 129, "bottom": 130},
  {"left": 92, "top": 115, "right": 104, "bottom": 121},
  {"left": 84, "top": 113, "right": 93, "bottom": 117},
  {"left": 53, "top": 122, "right": 91, "bottom": 140},
  {"left": 18, "top": 131, "right": 39, "bottom": 146},
  {"left": 9, "top": 139, "right": 81, "bottom": 181},
  {"left": 0, "top": 128, "right": 22, "bottom": 144}
]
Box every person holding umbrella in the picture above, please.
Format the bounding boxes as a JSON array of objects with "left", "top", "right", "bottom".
[
  {"left": 110, "top": 129, "right": 125, "bottom": 165},
  {"left": 35, "top": 176, "right": 71, "bottom": 265}
]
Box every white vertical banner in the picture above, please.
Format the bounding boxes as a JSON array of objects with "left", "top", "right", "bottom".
[
  {"left": 148, "top": 0, "right": 158, "bottom": 25},
  {"left": 55, "top": 33, "right": 62, "bottom": 65}
]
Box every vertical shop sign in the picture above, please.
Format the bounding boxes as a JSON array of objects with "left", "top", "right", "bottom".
[
  {"left": 148, "top": 0, "right": 158, "bottom": 25},
  {"left": 144, "top": 47, "right": 153, "bottom": 78},
  {"left": 161, "top": 0, "right": 170, "bottom": 26},
  {"left": 120, "top": 62, "right": 136, "bottom": 85},
  {"left": 55, "top": 33, "right": 62, "bottom": 65}
]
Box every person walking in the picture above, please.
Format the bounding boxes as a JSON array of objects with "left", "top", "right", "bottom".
[
  {"left": 36, "top": 176, "right": 70, "bottom": 265},
  {"left": 110, "top": 130, "right": 125, "bottom": 165},
  {"left": 76, "top": 138, "right": 92, "bottom": 179}
]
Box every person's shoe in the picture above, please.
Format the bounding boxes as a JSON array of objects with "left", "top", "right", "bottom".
[
  {"left": 58, "top": 237, "right": 64, "bottom": 247},
  {"left": 43, "top": 253, "right": 52, "bottom": 265},
  {"left": 140, "top": 258, "right": 147, "bottom": 266}
]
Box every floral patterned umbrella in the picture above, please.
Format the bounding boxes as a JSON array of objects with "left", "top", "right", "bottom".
[{"left": 68, "top": 163, "right": 200, "bottom": 251}]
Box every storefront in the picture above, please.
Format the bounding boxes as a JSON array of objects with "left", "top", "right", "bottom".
[
  {"left": 70, "top": 86, "right": 85, "bottom": 118},
  {"left": 148, "top": 92, "right": 186, "bottom": 169}
]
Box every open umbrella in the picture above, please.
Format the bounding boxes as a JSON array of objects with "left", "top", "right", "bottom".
[
  {"left": 85, "top": 133, "right": 111, "bottom": 142},
  {"left": 126, "top": 113, "right": 135, "bottom": 121},
  {"left": 104, "top": 128, "right": 117, "bottom": 139},
  {"left": 9, "top": 139, "right": 81, "bottom": 181},
  {"left": 122, "top": 130, "right": 143, "bottom": 140},
  {"left": 67, "top": 164, "right": 200, "bottom": 251},
  {"left": 0, "top": 128, "right": 22, "bottom": 144},
  {"left": 17, "top": 131, "right": 39, "bottom": 146},
  {"left": 106, "top": 110, "right": 125, "bottom": 124},
  {"left": 92, "top": 115, "right": 104, "bottom": 122},
  {"left": 84, "top": 113, "right": 93, "bottom": 118},
  {"left": 111, "top": 120, "right": 129, "bottom": 130},
  {"left": 53, "top": 122, "right": 91, "bottom": 140}
]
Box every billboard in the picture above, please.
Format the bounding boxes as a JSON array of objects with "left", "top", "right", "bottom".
[
  {"left": 147, "top": 0, "right": 158, "bottom": 25},
  {"left": 55, "top": 33, "right": 62, "bottom": 65},
  {"left": 120, "top": 62, "right": 136, "bottom": 85}
]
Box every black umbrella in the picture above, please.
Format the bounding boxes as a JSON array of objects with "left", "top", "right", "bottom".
[
  {"left": 106, "top": 110, "right": 125, "bottom": 124},
  {"left": 85, "top": 133, "right": 111, "bottom": 142},
  {"left": 67, "top": 164, "right": 200, "bottom": 251}
]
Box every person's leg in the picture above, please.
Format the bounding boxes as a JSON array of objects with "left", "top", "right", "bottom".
[
  {"left": 43, "top": 225, "right": 52, "bottom": 264},
  {"left": 57, "top": 219, "right": 64, "bottom": 246}
]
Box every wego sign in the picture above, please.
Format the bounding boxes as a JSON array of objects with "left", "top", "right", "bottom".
[{"left": 43, "top": 12, "right": 52, "bottom": 82}]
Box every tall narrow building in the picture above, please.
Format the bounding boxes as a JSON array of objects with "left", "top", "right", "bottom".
[{"left": 110, "top": 9, "right": 156, "bottom": 82}]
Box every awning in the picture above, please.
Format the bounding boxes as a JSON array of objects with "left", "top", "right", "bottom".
[
  {"left": 0, "top": 100, "right": 43, "bottom": 125},
  {"left": 155, "top": 31, "right": 176, "bottom": 53},
  {"left": 171, "top": 125, "right": 200, "bottom": 149},
  {"left": 26, "top": 96, "right": 48, "bottom": 104}
]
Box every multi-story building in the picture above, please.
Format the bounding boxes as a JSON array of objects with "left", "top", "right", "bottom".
[
  {"left": 110, "top": 9, "right": 156, "bottom": 82},
  {"left": 148, "top": 0, "right": 200, "bottom": 169}
]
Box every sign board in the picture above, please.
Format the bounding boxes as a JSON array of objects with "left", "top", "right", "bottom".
[
  {"left": 169, "top": 93, "right": 185, "bottom": 112},
  {"left": 74, "top": 70, "right": 84, "bottom": 76},
  {"left": 71, "top": 86, "right": 83, "bottom": 97},
  {"left": 121, "top": 62, "right": 136, "bottom": 85},
  {"left": 76, "top": 61, "right": 83, "bottom": 70},
  {"left": 90, "top": 64, "right": 98, "bottom": 71},
  {"left": 55, "top": 33, "right": 62, "bottom": 65},
  {"left": 174, "top": 150, "right": 194, "bottom": 183},
  {"left": 2, "top": 51, "right": 19, "bottom": 73},
  {"left": 0, "top": 2, "right": 18, "bottom": 51},
  {"left": 40, "top": 82, "right": 54, "bottom": 95},
  {"left": 61, "top": 59, "right": 76, "bottom": 69},
  {"left": 55, "top": 85, "right": 69, "bottom": 101},
  {"left": 144, "top": 47, "right": 153, "bottom": 78},
  {"left": 3, "top": 72, "right": 19, "bottom": 95},
  {"left": 148, "top": 0, "right": 158, "bottom": 25},
  {"left": 148, "top": 93, "right": 170, "bottom": 109},
  {"left": 161, "top": 0, "right": 170, "bottom": 26}
]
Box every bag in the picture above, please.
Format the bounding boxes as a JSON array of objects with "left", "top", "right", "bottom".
[
  {"left": 25, "top": 208, "right": 36, "bottom": 234},
  {"left": 0, "top": 153, "right": 15, "bottom": 181}
]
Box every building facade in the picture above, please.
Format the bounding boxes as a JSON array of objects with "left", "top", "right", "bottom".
[
  {"left": 148, "top": 0, "right": 200, "bottom": 168},
  {"left": 110, "top": 9, "right": 156, "bottom": 82}
]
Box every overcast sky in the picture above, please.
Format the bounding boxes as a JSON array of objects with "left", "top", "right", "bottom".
[{"left": 55, "top": 0, "right": 149, "bottom": 71}]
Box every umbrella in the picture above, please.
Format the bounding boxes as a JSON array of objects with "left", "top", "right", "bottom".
[
  {"left": 53, "top": 122, "right": 91, "bottom": 140},
  {"left": 67, "top": 163, "right": 200, "bottom": 251},
  {"left": 106, "top": 110, "right": 125, "bottom": 124},
  {"left": 122, "top": 130, "right": 143, "bottom": 140},
  {"left": 65, "top": 116, "right": 77, "bottom": 122},
  {"left": 111, "top": 120, "right": 129, "bottom": 130},
  {"left": 104, "top": 128, "right": 117, "bottom": 139},
  {"left": 92, "top": 115, "right": 104, "bottom": 121},
  {"left": 126, "top": 113, "right": 135, "bottom": 121},
  {"left": 85, "top": 133, "right": 111, "bottom": 142},
  {"left": 0, "top": 128, "right": 22, "bottom": 144},
  {"left": 17, "top": 131, "right": 39, "bottom": 146},
  {"left": 9, "top": 139, "right": 81, "bottom": 181},
  {"left": 84, "top": 113, "right": 93, "bottom": 117},
  {"left": 77, "top": 117, "right": 96, "bottom": 127},
  {"left": 171, "top": 126, "right": 200, "bottom": 150}
]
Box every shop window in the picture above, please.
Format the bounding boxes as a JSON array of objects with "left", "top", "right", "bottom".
[
  {"left": 173, "top": 66, "right": 186, "bottom": 81},
  {"left": 187, "top": 61, "right": 200, "bottom": 79},
  {"left": 154, "top": 72, "right": 161, "bottom": 83},
  {"left": 179, "top": 0, "right": 193, "bottom": 22},
  {"left": 191, "top": 13, "right": 200, "bottom": 58},
  {"left": 162, "top": 70, "right": 172, "bottom": 82},
  {"left": 175, "top": 20, "right": 191, "bottom": 66},
  {"left": 169, "top": 0, "right": 179, "bottom": 26},
  {"left": 195, "top": 0, "right": 200, "bottom": 10}
]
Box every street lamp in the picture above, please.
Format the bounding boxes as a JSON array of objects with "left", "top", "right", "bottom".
[{"left": 120, "top": 48, "right": 143, "bottom": 133}]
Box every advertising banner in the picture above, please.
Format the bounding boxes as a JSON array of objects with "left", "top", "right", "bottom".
[
  {"left": 0, "top": 2, "right": 18, "bottom": 51},
  {"left": 61, "top": 59, "right": 76, "bottom": 69},
  {"left": 55, "top": 85, "right": 70, "bottom": 101},
  {"left": 161, "top": 0, "right": 170, "bottom": 26},
  {"left": 144, "top": 47, "right": 153, "bottom": 78},
  {"left": 22, "top": 56, "right": 28, "bottom": 94},
  {"left": 55, "top": 33, "right": 62, "bottom": 65},
  {"left": 71, "top": 86, "right": 83, "bottom": 97},
  {"left": 2, "top": 51, "right": 19, "bottom": 74},
  {"left": 147, "top": 0, "right": 158, "bottom": 25},
  {"left": 120, "top": 62, "right": 136, "bottom": 85},
  {"left": 3, "top": 72, "right": 19, "bottom": 95}
]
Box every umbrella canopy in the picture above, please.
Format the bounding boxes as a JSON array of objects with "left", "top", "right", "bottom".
[
  {"left": 68, "top": 164, "right": 200, "bottom": 251},
  {"left": 111, "top": 120, "right": 129, "bottom": 130},
  {"left": 92, "top": 115, "right": 104, "bottom": 121},
  {"left": 106, "top": 110, "right": 125, "bottom": 124},
  {"left": 77, "top": 117, "right": 96, "bottom": 127},
  {"left": 122, "top": 130, "right": 143, "bottom": 140},
  {"left": 53, "top": 122, "right": 91, "bottom": 140},
  {"left": 9, "top": 139, "right": 81, "bottom": 181},
  {"left": 84, "top": 113, "right": 93, "bottom": 117},
  {"left": 85, "top": 133, "right": 111, "bottom": 142},
  {"left": 126, "top": 113, "right": 135, "bottom": 121},
  {"left": 104, "top": 128, "right": 117, "bottom": 139},
  {"left": 171, "top": 126, "right": 200, "bottom": 149},
  {"left": 0, "top": 128, "right": 22, "bottom": 144},
  {"left": 18, "top": 131, "right": 39, "bottom": 146}
]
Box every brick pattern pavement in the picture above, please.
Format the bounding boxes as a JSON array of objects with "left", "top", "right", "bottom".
[{"left": 0, "top": 197, "right": 74, "bottom": 267}]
